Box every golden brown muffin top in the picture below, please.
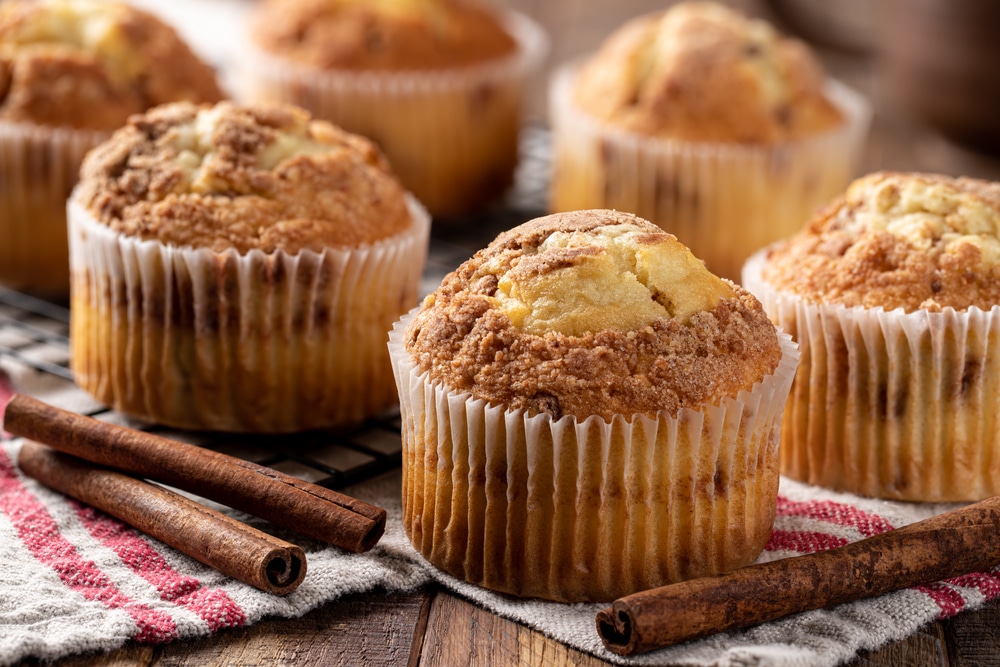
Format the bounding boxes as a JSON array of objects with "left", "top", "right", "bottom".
[
  {"left": 572, "top": 1, "right": 842, "bottom": 144},
  {"left": 406, "top": 210, "right": 782, "bottom": 421},
  {"left": 761, "top": 171, "right": 1000, "bottom": 312},
  {"left": 0, "top": 0, "right": 223, "bottom": 130},
  {"left": 75, "top": 101, "right": 414, "bottom": 253},
  {"left": 250, "top": 0, "right": 517, "bottom": 70}
]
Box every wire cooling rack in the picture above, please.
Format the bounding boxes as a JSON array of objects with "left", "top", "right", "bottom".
[{"left": 0, "top": 128, "right": 550, "bottom": 491}]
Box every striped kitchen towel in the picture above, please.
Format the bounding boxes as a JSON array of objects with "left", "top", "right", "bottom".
[{"left": 1, "top": 360, "right": 999, "bottom": 667}]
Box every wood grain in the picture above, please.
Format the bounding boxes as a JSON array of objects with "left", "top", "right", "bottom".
[
  {"left": 159, "top": 590, "right": 431, "bottom": 667},
  {"left": 419, "top": 587, "right": 611, "bottom": 666},
  {"left": 21, "top": 645, "right": 156, "bottom": 667},
  {"left": 942, "top": 597, "right": 1000, "bottom": 667}
]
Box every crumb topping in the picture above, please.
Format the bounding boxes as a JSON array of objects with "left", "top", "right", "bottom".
[
  {"left": 406, "top": 210, "right": 782, "bottom": 420},
  {"left": 0, "top": 0, "right": 222, "bottom": 130},
  {"left": 762, "top": 171, "right": 1000, "bottom": 312},
  {"left": 572, "top": 1, "right": 842, "bottom": 144},
  {"left": 250, "top": 0, "right": 516, "bottom": 70},
  {"left": 488, "top": 221, "right": 734, "bottom": 336},
  {"left": 75, "top": 101, "right": 413, "bottom": 253}
]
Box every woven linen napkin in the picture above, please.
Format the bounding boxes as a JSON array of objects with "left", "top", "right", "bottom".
[{"left": 1, "top": 358, "right": 997, "bottom": 667}]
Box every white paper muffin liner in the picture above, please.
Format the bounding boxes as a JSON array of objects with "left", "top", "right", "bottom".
[
  {"left": 237, "top": 11, "right": 548, "bottom": 218},
  {"left": 743, "top": 248, "right": 1000, "bottom": 501},
  {"left": 68, "top": 196, "right": 430, "bottom": 433},
  {"left": 388, "top": 308, "right": 799, "bottom": 602},
  {"left": 0, "top": 121, "right": 110, "bottom": 296},
  {"left": 548, "top": 64, "right": 872, "bottom": 281}
]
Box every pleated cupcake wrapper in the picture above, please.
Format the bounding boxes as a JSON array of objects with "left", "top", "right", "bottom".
[
  {"left": 388, "top": 309, "right": 799, "bottom": 603},
  {"left": 68, "top": 196, "right": 430, "bottom": 433},
  {"left": 743, "top": 249, "right": 1000, "bottom": 501},
  {"left": 238, "top": 11, "right": 548, "bottom": 218},
  {"left": 548, "top": 65, "right": 872, "bottom": 281},
  {"left": 0, "top": 121, "right": 110, "bottom": 296}
]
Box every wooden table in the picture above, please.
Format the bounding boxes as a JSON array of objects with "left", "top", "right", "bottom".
[
  {"left": 25, "top": 587, "right": 1000, "bottom": 667},
  {"left": 19, "top": 1, "right": 1000, "bottom": 665}
]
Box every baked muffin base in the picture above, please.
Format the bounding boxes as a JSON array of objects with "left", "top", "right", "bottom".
[
  {"left": 68, "top": 197, "right": 430, "bottom": 433},
  {"left": 0, "top": 121, "right": 109, "bottom": 296},
  {"left": 389, "top": 309, "right": 799, "bottom": 603},
  {"left": 238, "top": 11, "right": 547, "bottom": 219},
  {"left": 548, "top": 65, "right": 872, "bottom": 281},
  {"left": 744, "top": 249, "right": 1000, "bottom": 501}
]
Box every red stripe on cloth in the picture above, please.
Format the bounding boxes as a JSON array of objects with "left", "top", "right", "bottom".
[
  {"left": 916, "top": 582, "right": 966, "bottom": 618},
  {"left": 765, "top": 529, "right": 848, "bottom": 554},
  {"left": 946, "top": 571, "right": 1000, "bottom": 601},
  {"left": 776, "top": 495, "right": 895, "bottom": 537},
  {"left": 74, "top": 503, "right": 246, "bottom": 633},
  {"left": 179, "top": 587, "right": 249, "bottom": 633},
  {"left": 0, "top": 448, "right": 178, "bottom": 642}
]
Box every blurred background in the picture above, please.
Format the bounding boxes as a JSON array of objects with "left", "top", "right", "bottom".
[
  {"left": 504, "top": 0, "right": 1000, "bottom": 183},
  {"left": 134, "top": 0, "right": 1000, "bottom": 184}
]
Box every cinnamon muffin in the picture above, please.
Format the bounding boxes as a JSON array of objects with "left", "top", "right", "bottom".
[
  {"left": 70, "top": 101, "right": 430, "bottom": 432},
  {"left": 0, "top": 0, "right": 223, "bottom": 296},
  {"left": 389, "top": 209, "right": 798, "bottom": 602},
  {"left": 549, "top": 1, "right": 870, "bottom": 280},
  {"left": 743, "top": 171, "right": 1000, "bottom": 501},
  {"left": 240, "top": 0, "right": 547, "bottom": 219}
]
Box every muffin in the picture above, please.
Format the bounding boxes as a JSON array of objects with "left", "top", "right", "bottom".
[
  {"left": 240, "top": 0, "right": 547, "bottom": 219},
  {"left": 549, "top": 1, "right": 871, "bottom": 281},
  {"left": 70, "top": 101, "right": 430, "bottom": 433},
  {"left": 389, "top": 209, "right": 798, "bottom": 602},
  {"left": 742, "top": 171, "right": 1000, "bottom": 501},
  {"left": 0, "top": 0, "right": 223, "bottom": 296}
]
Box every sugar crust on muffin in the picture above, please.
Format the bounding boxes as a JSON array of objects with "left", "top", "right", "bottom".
[
  {"left": 0, "top": 0, "right": 222, "bottom": 130},
  {"left": 761, "top": 171, "right": 1000, "bottom": 312},
  {"left": 572, "top": 1, "right": 842, "bottom": 143},
  {"left": 74, "top": 101, "right": 413, "bottom": 254},
  {"left": 406, "top": 209, "right": 782, "bottom": 421},
  {"left": 250, "top": 0, "right": 517, "bottom": 70}
]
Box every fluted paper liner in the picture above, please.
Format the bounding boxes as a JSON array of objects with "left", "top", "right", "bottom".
[
  {"left": 388, "top": 309, "right": 799, "bottom": 603},
  {"left": 69, "top": 197, "right": 430, "bottom": 433},
  {"left": 238, "top": 11, "right": 548, "bottom": 218},
  {"left": 743, "top": 248, "right": 1000, "bottom": 501},
  {"left": 548, "top": 65, "right": 872, "bottom": 281},
  {"left": 0, "top": 121, "right": 109, "bottom": 296}
]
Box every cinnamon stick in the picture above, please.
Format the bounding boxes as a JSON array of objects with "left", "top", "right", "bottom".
[
  {"left": 597, "top": 494, "right": 1000, "bottom": 655},
  {"left": 3, "top": 394, "right": 385, "bottom": 552},
  {"left": 18, "top": 441, "right": 306, "bottom": 595}
]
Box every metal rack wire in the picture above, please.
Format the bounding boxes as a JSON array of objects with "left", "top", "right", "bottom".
[{"left": 0, "top": 128, "right": 550, "bottom": 491}]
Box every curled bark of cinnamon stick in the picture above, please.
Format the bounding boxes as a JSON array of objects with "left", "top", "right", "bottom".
[
  {"left": 597, "top": 494, "right": 1000, "bottom": 656},
  {"left": 18, "top": 441, "right": 306, "bottom": 595},
  {"left": 3, "top": 394, "right": 385, "bottom": 552}
]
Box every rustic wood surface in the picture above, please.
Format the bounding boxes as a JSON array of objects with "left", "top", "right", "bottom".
[
  {"left": 18, "top": 590, "right": 1000, "bottom": 666},
  {"left": 17, "top": 1, "right": 1000, "bottom": 665}
]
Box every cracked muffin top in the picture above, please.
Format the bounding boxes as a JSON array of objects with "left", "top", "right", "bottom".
[
  {"left": 405, "top": 209, "right": 782, "bottom": 421},
  {"left": 74, "top": 101, "right": 413, "bottom": 253},
  {"left": 250, "top": 0, "right": 517, "bottom": 71},
  {"left": 0, "top": 0, "right": 223, "bottom": 130},
  {"left": 761, "top": 171, "right": 1000, "bottom": 312},
  {"left": 572, "top": 1, "right": 842, "bottom": 144}
]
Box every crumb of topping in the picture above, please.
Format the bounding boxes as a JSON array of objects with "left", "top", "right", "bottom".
[
  {"left": 573, "top": 1, "right": 842, "bottom": 144},
  {"left": 406, "top": 209, "right": 781, "bottom": 420},
  {"left": 0, "top": 0, "right": 222, "bottom": 130},
  {"left": 250, "top": 0, "right": 516, "bottom": 70},
  {"left": 762, "top": 171, "right": 1000, "bottom": 312},
  {"left": 486, "top": 220, "right": 734, "bottom": 336},
  {"left": 75, "top": 101, "right": 413, "bottom": 253}
]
